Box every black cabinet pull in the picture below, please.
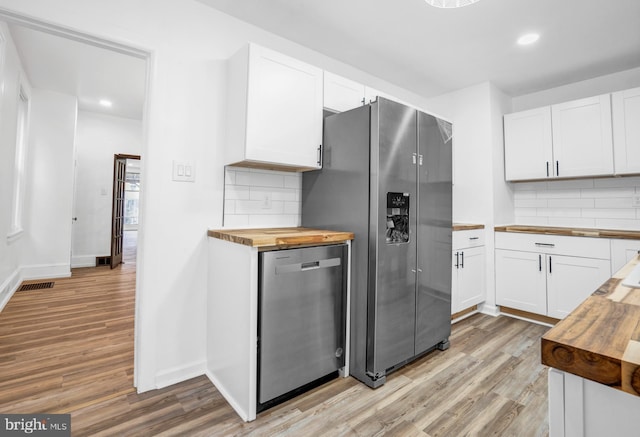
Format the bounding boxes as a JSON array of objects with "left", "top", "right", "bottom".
[
  {"left": 549, "top": 256, "right": 552, "bottom": 274},
  {"left": 546, "top": 161, "right": 549, "bottom": 177},
  {"left": 317, "top": 145, "right": 323, "bottom": 167},
  {"left": 461, "top": 251, "right": 464, "bottom": 268},
  {"left": 556, "top": 161, "right": 559, "bottom": 177},
  {"left": 455, "top": 252, "right": 459, "bottom": 268},
  {"left": 539, "top": 254, "right": 542, "bottom": 272}
]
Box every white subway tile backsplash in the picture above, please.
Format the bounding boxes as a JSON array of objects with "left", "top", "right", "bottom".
[
  {"left": 513, "top": 177, "right": 640, "bottom": 231},
  {"left": 514, "top": 198, "right": 548, "bottom": 208},
  {"left": 586, "top": 187, "right": 635, "bottom": 198},
  {"left": 224, "top": 185, "right": 250, "bottom": 200},
  {"left": 547, "top": 198, "right": 594, "bottom": 208},
  {"left": 224, "top": 166, "right": 302, "bottom": 228},
  {"left": 595, "top": 197, "right": 635, "bottom": 208},
  {"left": 582, "top": 209, "right": 636, "bottom": 219},
  {"left": 547, "top": 179, "right": 594, "bottom": 190},
  {"left": 548, "top": 217, "right": 597, "bottom": 228},
  {"left": 594, "top": 176, "right": 640, "bottom": 188},
  {"left": 594, "top": 218, "right": 640, "bottom": 230}
]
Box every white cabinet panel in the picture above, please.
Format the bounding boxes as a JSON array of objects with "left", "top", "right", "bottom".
[
  {"left": 546, "top": 255, "right": 611, "bottom": 319},
  {"left": 612, "top": 86, "right": 640, "bottom": 175},
  {"left": 226, "top": 44, "right": 323, "bottom": 171},
  {"left": 551, "top": 94, "right": 614, "bottom": 178},
  {"left": 503, "top": 107, "right": 553, "bottom": 181},
  {"left": 452, "top": 246, "right": 485, "bottom": 313},
  {"left": 610, "top": 239, "right": 640, "bottom": 274},
  {"left": 495, "top": 249, "right": 547, "bottom": 314},
  {"left": 323, "top": 71, "right": 365, "bottom": 113},
  {"left": 495, "top": 232, "right": 612, "bottom": 319},
  {"left": 452, "top": 229, "right": 485, "bottom": 315}
]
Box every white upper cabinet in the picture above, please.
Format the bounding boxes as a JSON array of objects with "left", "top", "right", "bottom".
[
  {"left": 226, "top": 44, "right": 323, "bottom": 171},
  {"left": 504, "top": 94, "right": 614, "bottom": 181},
  {"left": 504, "top": 107, "right": 553, "bottom": 181},
  {"left": 323, "top": 71, "right": 365, "bottom": 113},
  {"left": 551, "top": 94, "right": 613, "bottom": 178},
  {"left": 612, "top": 86, "right": 640, "bottom": 175}
]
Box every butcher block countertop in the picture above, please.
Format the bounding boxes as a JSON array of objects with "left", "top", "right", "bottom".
[
  {"left": 208, "top": 227, "right": 354, "bottom": 250},
  {"left": 495, "top": 224, "right": 640, "bottom": 240},
  {"left": 452, "top": 223, "right": 484, "bottom": 231},
  {"left": 541, "top": 255, "right": 640, "bottom": 397}
]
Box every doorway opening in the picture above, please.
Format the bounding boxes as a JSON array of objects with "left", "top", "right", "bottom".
[{"left": 111, "top": 154, "right": 141, "bottom": 269}]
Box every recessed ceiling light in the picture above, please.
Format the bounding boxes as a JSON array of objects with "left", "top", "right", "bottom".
[
  {"left": 517, "top": 33, "right": 540, "bottom": 46},
  {"left": 424, "top": 0, "right": 480, "bottom": 7},
  {"left": 99, "top": 99, "right": 113, "bottom": 108}
]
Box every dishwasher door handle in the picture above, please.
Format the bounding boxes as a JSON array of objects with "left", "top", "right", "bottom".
[{"left": 276, "top": 257, "right": 342, "bottom": 274}]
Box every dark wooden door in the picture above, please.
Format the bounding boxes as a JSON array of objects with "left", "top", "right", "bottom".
[{"left": 111, "top": 156, "right": 127, "bottom": 268}]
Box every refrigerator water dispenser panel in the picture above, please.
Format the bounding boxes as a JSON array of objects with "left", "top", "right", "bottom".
[{"left": 386, "top": 192, "right": 410, "bottom": 244}]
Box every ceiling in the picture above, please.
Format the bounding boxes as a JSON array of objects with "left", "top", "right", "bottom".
[
  {"left": 6, "top": 22, "right": 146, "bottom": 120},
  {"left": 197, "top": 0, "right": 640, "bottom": 98}
]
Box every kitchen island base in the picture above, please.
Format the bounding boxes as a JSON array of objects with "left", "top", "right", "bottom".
[{"left": 548, "top": 368, "right": 640, "bottom": 437}]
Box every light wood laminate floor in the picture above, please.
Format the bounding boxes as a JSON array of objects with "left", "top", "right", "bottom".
[{"left": 0, "top": 233, "right": 550, "bottom": 436}]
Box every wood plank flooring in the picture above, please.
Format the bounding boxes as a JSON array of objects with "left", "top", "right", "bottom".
[{"left": 0, "top": 232, "right": 550, "bottom": 436}]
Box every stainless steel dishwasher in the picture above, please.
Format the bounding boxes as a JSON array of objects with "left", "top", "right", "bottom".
[{"left": 258, "top": 244, "right": 347, "bottom": 409}]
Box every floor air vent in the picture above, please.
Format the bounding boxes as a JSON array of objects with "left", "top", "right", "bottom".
[
  {"left": 19, "top": 282, "right": 54, "bottom": 291},
  {"left": 96, "top": 256, "right": 111, "bottom": 266}
]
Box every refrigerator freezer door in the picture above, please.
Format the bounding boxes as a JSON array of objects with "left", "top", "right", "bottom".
[
  {"left": 415, "top": 112, "right": 452, "bottom": 354},
  {"left": 367, "top": 98, "right": 418, "bottom": 375}
]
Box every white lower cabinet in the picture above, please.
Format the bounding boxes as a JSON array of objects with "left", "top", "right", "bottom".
[
  {"left": 495, "top": 249, "right": 547, "bottom": 315},
  {"left": 610, "top": 238, "right": 640, "bottom": 274},
  {"left": 495, "top": 232, "right": 611, "bottom": 319},
  {"left": 452, "top": 229, "right": 485, "bottom": 315},
  {"left": 546, "top": 255, "right": 610, "bottom": 319}
]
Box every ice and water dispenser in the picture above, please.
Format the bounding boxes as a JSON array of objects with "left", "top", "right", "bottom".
[{"left": 386, "top": 192, "right": 410, "bottom": 244}]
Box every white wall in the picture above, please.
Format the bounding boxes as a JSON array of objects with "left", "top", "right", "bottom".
[
  {"left": 511, "top": 66, "right": 640, "bottom": 112},
  {"left": 0, "top": 22, "right": 28, "bottom": 308},
  {"left": 72, "top": 111, "right": 142, "bottom": 267},
  {"left": 20, "top": 89, "right": 77, "bottom": 279}
]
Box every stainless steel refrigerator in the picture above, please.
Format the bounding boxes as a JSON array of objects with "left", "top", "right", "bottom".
[{"left": 302, "top": 97, "right": 452, "bottom": 388}]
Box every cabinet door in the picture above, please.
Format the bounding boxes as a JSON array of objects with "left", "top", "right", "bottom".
[
  {"left": 503, "top": 107, "right": 553, "bottom": 181},
  {"left": 551, "top": 94, "right": 614, "bottom": 178},
  {"left": 245, "top": 45, "right": 323, "bottom": 169},
  {"left": 547, "top": 255, "right": 611, "bottom": 319},
  {"left": 495, "top": 249, "right": 547, "bottom": 315},
  {"left": 612, "top": 87, "right": 640, "bottom": 175},
  {"left": 323, "top": 71, "right": 365, "bottom": 113},
  {"left": 453, "top": 246, "right": 485, "bottom": 313},
  {"left": 610, "top": 239, "right": 640, "bottom": 275}
]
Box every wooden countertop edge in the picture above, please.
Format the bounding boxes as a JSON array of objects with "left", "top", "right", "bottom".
[
  {"left": 495, "top": 225, "right": 640, "bottom": 240},
  {"left": 207, "top": 228, "right": 354, "bottom": 248},
  {"left": 452, "top": 223, "right": 485, "bottom": 231},
  {"left": 541, "top": 256, "right": 640, "bottom": 397}
]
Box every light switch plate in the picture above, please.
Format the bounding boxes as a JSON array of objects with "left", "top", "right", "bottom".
[{"left": 172, "top": 161, "right": 195, "bottom": 182}]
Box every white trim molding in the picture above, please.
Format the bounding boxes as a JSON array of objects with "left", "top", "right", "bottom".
[{"left": 154, "top": 360, "right": 206, "bottom": 390}]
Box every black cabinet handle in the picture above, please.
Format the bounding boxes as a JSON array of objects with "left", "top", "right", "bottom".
[
  {"left": 549, "top": 256, "right": 552, "bottom": 274},
  {"left": 556, "top": 161, "right": 559, "bottom": 177},
  {"left": 546, "top": 161, "right": 549, "bottom": 177},
  {"left": 317, "top": 145, "right": 323, "bottom": 167},
  {"left": 539, "top": 254, "right": 542, "bottom": 272},
  {"left": 455, "top": 252, "right": 459, "bottom": 268},
  {"left": 461, "top": 251, "right": 464, "bottom": 268}
]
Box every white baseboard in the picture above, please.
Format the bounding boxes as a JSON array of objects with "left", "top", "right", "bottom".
[
  {"left": 155, "top": 360, "right": 206, "bottom": 390},
  {"left": 479, "top": 303, "right": 500, "bottom": 317},
  {"left": 206, "top": 370, "right": 252, "bottom": 422},
  {"left": 20, "top": 263, "right": 71, "bottom": 280},
  {"left": 71, "top": 255, "right": 99, "bottom": 268},
  {"left": 0, "top": 268, "right": 21, "bottom": 312}
]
